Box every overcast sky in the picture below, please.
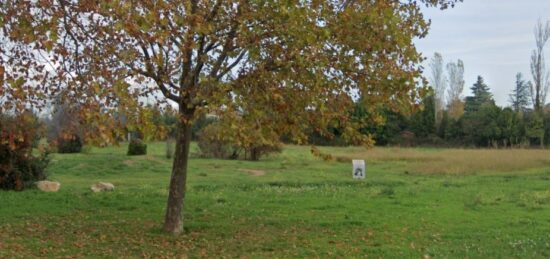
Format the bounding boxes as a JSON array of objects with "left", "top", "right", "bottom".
[{"left": 415, "top": 0, "right": 550, "bottom": 107}]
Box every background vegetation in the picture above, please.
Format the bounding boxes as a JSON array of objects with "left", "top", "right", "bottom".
[{"left": 1, "top": 143, "right": 549, "bottom": 257}]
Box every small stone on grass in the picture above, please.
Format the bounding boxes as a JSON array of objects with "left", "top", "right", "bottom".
[
  {"left": 36, "top": 181, "right": 61, "bottom": 192},
  {"left": 91, "top": 182, "right": 115, "bottom": 193}
]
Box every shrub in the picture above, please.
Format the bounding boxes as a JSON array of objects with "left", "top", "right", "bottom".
[
  {"left": 196, "top": 124, "right": 240, "bottom": 159},
  {"left": 191, "top": 115, "right": 216, "bottom": 140},
  {"left": 246, "top": 143, "right": 283, "bottom": 161},
  {"left": 57, "top": 135, "right": 83, "bottom": 153},
  {"left": 0, "top": 146, "right": 50, "bottom": 191},
  {"left": 46, "top": 99, "right": 86, "bottom": 151},
  {"left": 127, "top": 138, "right": 147, "bottom": 156},
  {"left": 197, "top": 123, "right": 282, "bottom": 161},
  {"left": 0, "top": 115, "right": 50, "bottom": 191}
]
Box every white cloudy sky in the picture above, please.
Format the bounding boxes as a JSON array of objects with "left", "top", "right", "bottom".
[{"left": 415, "top": 0, "right": 550, "bottom": 106}]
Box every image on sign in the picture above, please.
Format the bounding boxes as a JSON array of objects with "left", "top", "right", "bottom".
[
  {"left": 354, "top": 168, "right": 363, "bottom": 177},
  {"left": 352, "top": 159, "right": 365, "bottom": 179}
]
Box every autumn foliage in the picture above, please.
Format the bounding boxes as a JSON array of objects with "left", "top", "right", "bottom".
[
  {"left": 1, "top": 0, "right": 462, "bottom": 232},
  {"left": 0, "top": 114, "right": 49, "bottom": 191},
  {"left": 197, "top": 121, "right": 282, "bottom": 161}
]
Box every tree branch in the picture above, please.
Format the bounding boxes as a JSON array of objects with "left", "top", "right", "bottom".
[{"left": 216, "top": 50, "right": 247, "bottom": 80}]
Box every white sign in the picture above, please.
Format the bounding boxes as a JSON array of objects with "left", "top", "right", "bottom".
[{"left": 352, "top": 160, "right": 365, "bottom": 180}]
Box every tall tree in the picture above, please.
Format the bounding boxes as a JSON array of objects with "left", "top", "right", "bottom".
[
  {"left": 1, "top": 0, "right": 461, "bottom": 234},
  {"left": 411, "top": 94, "right": 436, "bottom": 138},
  {"left": 446, "top": 59, "right": 465, "bottom": 103},
  {"left": 462, "top": 76, "right": 498, "bottom": 146},
  {"left": 465, "top": 76, "right": 493, "bottom": 114},
  {"left": 446, "top": 59, "right": 465, "bottom": 119},
  {"left": 509, "top": 73, "right": 532, "bottom": 112},
  {"left": 526, "top": 112, "right": 545, "bottom": 148},
  {"left": 462, "top": 102, "right": 501, "bottom": 147},
  {"left": 530, "top": 19, "right": 550, "bottom": 112},
  {"left": 429, "top": 52, "right": 447, "bottom": 126},
  {"left": 498, "top": 107, "right": 521, "bottom": 147}
]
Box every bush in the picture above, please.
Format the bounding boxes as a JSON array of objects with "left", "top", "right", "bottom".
[
  {"left": 57, "top": 135, "right": 83, "bottom": 153},
  {"left": 127, "top": 138, "right": 147, "bottom": 156},
  {"left": 191, "top": 115, "right": 217, "bottom": 140},
  {"left": 246, "top": 144, "right": 283, "bottom": 161},
  {"left": 197, "top": 123, "right": 282, "bottom": 161},
  {"left": 1, "top": 115, "right": 50, "bottom": 191},
  {"left": 196, "top": 125, "right": 240, "bottom": 159},
  {"left": 0, "top": 146, "right": 50, "bottom": 191}
]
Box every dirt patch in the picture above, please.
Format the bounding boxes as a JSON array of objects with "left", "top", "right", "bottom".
[{"left": 239, "top": 169, "right": 266, "bottom": 176}]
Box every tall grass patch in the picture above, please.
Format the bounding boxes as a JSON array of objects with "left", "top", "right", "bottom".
[{"left": 326, "top": 147, "right": 550, "bottom": 174}]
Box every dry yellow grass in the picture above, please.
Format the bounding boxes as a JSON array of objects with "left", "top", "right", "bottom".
[{"left": 325, "top": 147, "right": 550, "bottom": 175}]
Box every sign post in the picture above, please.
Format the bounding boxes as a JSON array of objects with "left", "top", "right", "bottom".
[{"left": 352, "top": 160, "right": 365, "bottom": 180}]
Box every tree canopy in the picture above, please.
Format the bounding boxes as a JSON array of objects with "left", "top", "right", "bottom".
[{"left": 1, "top": 0, "right": 462, "bottom": 233}]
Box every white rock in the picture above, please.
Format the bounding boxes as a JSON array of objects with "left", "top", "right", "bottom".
[
  {"left": 91, "top": 182, "right": 115, "bottom": 193},
  {"left": 36, "top": 181, "right": 61, "bottom": 192}
]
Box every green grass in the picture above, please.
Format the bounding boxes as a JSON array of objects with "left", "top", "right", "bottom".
[{"left": 1, "top": 143, "right": 550, "bottom": 258}]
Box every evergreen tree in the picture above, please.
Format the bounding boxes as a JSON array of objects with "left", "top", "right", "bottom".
[
  {"left": 464, "top": 76, "right": 494, "bottom": 113},
  {"left": 509, "top": 73, "right": 532, "bottom": 112}
]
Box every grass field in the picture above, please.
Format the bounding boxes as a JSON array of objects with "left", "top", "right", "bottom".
[{"left": 1, "top": 143, "right": 550, "bottom": 258}]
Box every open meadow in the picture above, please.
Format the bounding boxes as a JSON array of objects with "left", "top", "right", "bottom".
[{"left": 1, "top": 143, "right": 550, "bottom": 257}]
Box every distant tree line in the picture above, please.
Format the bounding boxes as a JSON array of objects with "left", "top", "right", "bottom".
[
  {"left": 327, "top": 74, "right": 550, "bottom": 149},
  {"left": 343, "top": 19, "right": 550, "bottom": 149},
  {"left": 6, "top": 74, "right": 550, "bottom": 152}
]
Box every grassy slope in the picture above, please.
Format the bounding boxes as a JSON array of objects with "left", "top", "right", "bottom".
[{"left": 1, "top": 143, "right": 549, "bottom": 258}]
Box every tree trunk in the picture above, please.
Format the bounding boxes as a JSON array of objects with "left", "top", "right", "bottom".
[
  {"left": 250, "top": 147, "right": 259, "bottom": 161},
  {"left": 163, "top": 116, "right": 193, "bottom": 234}
]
